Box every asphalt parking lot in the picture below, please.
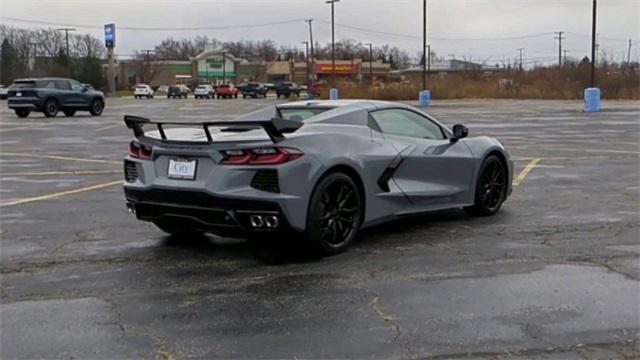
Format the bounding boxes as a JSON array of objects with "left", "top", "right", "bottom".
[{"left": 1, "top": 96, "right": 638, "bottom": 359}]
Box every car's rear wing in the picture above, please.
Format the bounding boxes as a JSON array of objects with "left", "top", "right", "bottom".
[{"left": 123, "top": 115, "right": 302, "bottom": 143}]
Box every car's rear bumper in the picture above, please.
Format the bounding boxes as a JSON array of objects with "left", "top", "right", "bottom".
[
  {"left": 124, "top": 187, "right": 296, "bottom": 237},
  {"left": 8, "top": 98, "right": 43, "bottom": 110}
]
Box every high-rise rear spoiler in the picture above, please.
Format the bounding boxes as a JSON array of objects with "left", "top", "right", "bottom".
[{"left": 123, "top": 115, "right": 302, "bottom": 143}]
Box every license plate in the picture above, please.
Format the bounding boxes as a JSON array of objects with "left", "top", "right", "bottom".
[
  {"left": 168, "top": 159, "right": 197, "bottom": 180},
  {"left": 16, "top": 92, "right": 22, "bottom": 97}
]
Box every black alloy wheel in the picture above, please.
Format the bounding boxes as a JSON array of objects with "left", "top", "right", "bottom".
[
  {"left": 467, "top": 155, "right": 507, "bottom": 216},
  {"left": 15, "top": 109, "right": 30, "bottom": 118},
  {"left": 43, "top": 99, "right": 58, "bottom": 117},
  {"left": 306, "top": 172, "right": 362, "bottom": 255},
  {"left": 89, "top": 99, "right": 104, "bottom": 116}
]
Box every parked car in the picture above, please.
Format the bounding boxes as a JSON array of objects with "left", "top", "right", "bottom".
[
  {"left": 240, "top": 82, "right": 268, "bottom": 98},
  {"left": 0, "top": 85, "right": 8, "bottom": 100},
  {"left": 122, "top": 100, "right": 513, "bottom": 255},
  {"left": 7, "top": 77, "right": 105, "bottom": 118},
  {"left": 134, "top": 84, "right": 154, "bottom": 99},
  {"left": 275, "top": 82, "right": 300, "bottom": 98},
  {"left": 216, "top": 84, "right": 238, "bottom": 99},
  {"left": 167, "top": 85, "right": 188, "bottom": 99},
  {"left": 194, "top": 84, "right": 215, "bottom": 99}
]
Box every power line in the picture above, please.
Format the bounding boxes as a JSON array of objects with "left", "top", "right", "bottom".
[{"left": 0, "top": 16, "right": 305, "bottom": 31}]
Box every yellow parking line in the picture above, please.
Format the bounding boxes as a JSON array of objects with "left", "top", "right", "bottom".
[
  {"left": 96, "top": 123, "right": 121, "bottom": 132},
  {"left": 0, "top": 180, "right": 122, "bottom": 208},
  {"left": 1, "top": 170, "right": 121, "bottom": 177},
  {"left": 513, "top": 158, "right": 541, "bottom": 187},
  {"left": 0, "top": 152, "right": 120, "bottom": 165}
]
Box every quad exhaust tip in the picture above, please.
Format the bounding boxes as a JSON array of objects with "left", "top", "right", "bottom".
[{"left": 249, "top": 214, "right": 280, "bottom": 229}]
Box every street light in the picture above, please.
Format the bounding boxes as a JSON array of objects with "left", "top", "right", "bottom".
[
  {"left": 302, "top": 41, "right": 310, "bottom": 86},
  {"left": 56, "top": 27, "right": 76, "bottom": 77},
  {"left": 326, "top": 0, "right": 340, "bottom": 87},
  {"left": 365, "top": 43, "right": 373, "bottom": 84}
]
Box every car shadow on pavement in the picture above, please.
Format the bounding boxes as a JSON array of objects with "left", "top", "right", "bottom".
[{"left": 155, "top": 208, "right": 483, "bottom": 266}]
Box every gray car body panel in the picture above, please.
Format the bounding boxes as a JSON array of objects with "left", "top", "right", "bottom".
[{"left": 123, "top": 100, "right": 513, "bottom": 233}]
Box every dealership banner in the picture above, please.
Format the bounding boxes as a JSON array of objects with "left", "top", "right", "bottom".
[
  {"left": 314, "top": 63, "right": 359, "bottom": 74},
  {"left": 104, "top": 24, "right": 115, "bottom": 48}
]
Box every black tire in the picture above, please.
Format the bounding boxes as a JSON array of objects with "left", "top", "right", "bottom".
[
  {"left": 147, "top": 95, "right": 151, "bottom": 99},
  {"left": 15, "top": 109, "right": 30, "bottom": 118},
  {"left": 305, "top": 172, "right": 363, "bottom": 255},
  {"left": 242, "top": 94, "right": 246, "bottom": 99},
  {"left": 43, "top": 99, "right": 58, "bottom": 117},
  {"left": 89, "top": 99, "right": 104, "bottom": 116},
  {"left": 465, "top": 155, "right": 507, "bottom": 216},
  {"left": 63, "top": 110, "right": 76, "bottom": 117},
  {"left": 276, "top": 93, "right": 281, "bottom": 98},
  {"left": 234, "top": 93, "right": 238, "bottom": 98},
  {"left": 134, "top": 95, "right": 138, "bottom": 99}
]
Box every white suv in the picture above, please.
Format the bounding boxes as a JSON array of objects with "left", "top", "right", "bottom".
[
  {"left": 194, "top": 84, "right": 215, "bottom": 99},
  {"left": 134, "top": 84, "right": 154, "bottom": 99}
]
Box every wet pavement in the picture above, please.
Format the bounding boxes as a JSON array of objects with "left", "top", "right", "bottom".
[{"left": 1, "top": 97, "right": 638, "bottom": 359}]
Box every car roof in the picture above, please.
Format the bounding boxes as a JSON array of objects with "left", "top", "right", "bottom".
[
  {"left": 14, "top": 77, "right": 71, "bottom": 82},
  {"left": 279, "top": 99, "right": 400, "bottom": 110}
]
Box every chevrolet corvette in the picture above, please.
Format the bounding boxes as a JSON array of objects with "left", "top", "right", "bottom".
[{"left": 123, "top": 100, "right": 513, "bottom": 254}]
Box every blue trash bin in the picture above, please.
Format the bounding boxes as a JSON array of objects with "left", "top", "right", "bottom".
[
  {"left": 419, "top": 90, "right": 431, "bottom": 107},
  {"left": 329, "top": 88, "right": 339, "bottom": 100},
  {"left": 584, "top": 87, "right": 601, "bottom": 112}
]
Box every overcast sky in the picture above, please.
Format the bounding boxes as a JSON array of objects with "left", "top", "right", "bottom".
[{"left": 2, "top": 0, "right": 638, "bottom": 65}]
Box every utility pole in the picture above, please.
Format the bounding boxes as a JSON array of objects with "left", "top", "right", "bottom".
[
  {"left": 555, "top": 31, "right": 564, "bottom": 67},
  {"left": 302, "top": 41, "right": 309, "bottom": 86},
  {"left": 326, "top": 0, "right": 339, "bottom": 86},
  {"left": 517, "top": 48, "right": 525, "bottom": 71},
  {"left": 305, "top": 19, "right": 315, "bottom": 81},
  {"left": 28, "top": 42, "right": 42, "bottom": 72},
  {"left": 427, "top": 44, "right": 431, "bottom": 75},
  {"left": 365, "top": 42, "right": 373, "bottom": 84},
  {"left": 590, "top": 0, "right": 597, "bottom": 87},
  {"left": 422, "top": 0, "right": 427, "bottom": 90},
  {"left": 222, "top": 50, "right": 227, "bottom": 84},
  {"left": 56, "top": 27, "right": 76, "bottom": 77},
  {"left": 141, "top": 49, "right": 154, "bottom": 84},
  {"left": 628, "top": 38, "right": 632, "bottom": 66},
  {"left": 563, "top": 49, "right": 569, "bottom": 64}
]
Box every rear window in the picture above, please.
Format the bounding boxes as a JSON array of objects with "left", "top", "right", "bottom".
[
  {"left": 278, "top": 108, "right": 331, "bottom": 122},
  {"left": 196, "top": 85, "right": 208, "bottom": 89},
  {"left": 136, "top": 85, "right": 147, "bottom": 89},
  {"left": 219, "top": 85, "right": 230, "bottom": 88}
]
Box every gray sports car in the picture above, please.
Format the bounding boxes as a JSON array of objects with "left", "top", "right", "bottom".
[{"left": 123, "top": 100, "right": 513, "bottom": 254}]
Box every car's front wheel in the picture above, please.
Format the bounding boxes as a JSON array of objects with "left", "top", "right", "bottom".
[
  {"left": 15, "top": 109, "right": 30, "bottom": 118},
  {"left": 43, "top": 99, "right": 59, "bottom": 117},
  {"left": 89, "top": 99, "right": 104, "bottom": 116},
  {"left": 465, "top": 155, "right": 507, "bottom": 216},
  {"left": 306, "top": 172, "right": 363, "bottom": 255}
]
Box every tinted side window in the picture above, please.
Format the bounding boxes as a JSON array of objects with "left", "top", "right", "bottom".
[
  {"left": 54, "top": 80, "right": 70, "bottom": 90},
  {"left": 69, "top": 79, "right": 83, "bottom": 91},
  {"left": 370, "top": 109, "right": 445, "bottom": 140}
]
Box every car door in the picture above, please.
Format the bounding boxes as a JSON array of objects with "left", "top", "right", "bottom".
[
  {"left": 369, "top": 108, "right": 475, "bottom": 212},
  {"left": 68, "top": 79, "right": 91, "bottom": 107}
]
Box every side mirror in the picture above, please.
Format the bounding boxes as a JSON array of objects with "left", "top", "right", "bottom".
[
  {"left": 81, "top": 84, "right": 90, "bottom": 92},
  {"left": 452, "top": 124, "right": 469, "bottom": 141}
]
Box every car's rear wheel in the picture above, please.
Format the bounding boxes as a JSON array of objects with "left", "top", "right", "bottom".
[
  {"left": 43, "top": 99, "right": 58, "bottom": 117},
  {"left": 89, "top": 99, "right": 104, "bottom": 116},
  {"left": 466, "top": 155, "right": 507, "bottom": 216},
  {"left": 15, "top": 109, "right": 30, "bottom": 118},
  {"left": 63, "top": 110, "right": 75, "bottom": 117},
  {"left": 306, "top": 172, "right": 363, "bottom": 255}
]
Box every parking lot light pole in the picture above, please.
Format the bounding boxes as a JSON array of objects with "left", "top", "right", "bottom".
[
  {"left": 222, "top": 51, "right": 227, "bottom": 84},
  {"left": 326, "top": 0, "right": 339, "bottom": 88},
  {"left": 302, "top": 41, "right": 310, "bottom": 86},
  {"left": 365, "top": 43, "right": 373, "bottom": 84},
  {"left": 56, "top": 27, "right": 76, "bottom": 77}
]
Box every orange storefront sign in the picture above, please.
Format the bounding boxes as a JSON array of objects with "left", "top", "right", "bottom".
[{"left": 315, "top": 63, "right": 359, "bottom": 74}]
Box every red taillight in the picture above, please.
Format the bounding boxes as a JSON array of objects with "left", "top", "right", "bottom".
[
  {"left": 128, "top": 141, "right": 152, "bottom": 160},
  {"left": 221, "top": 148, "right": 303, "bottom": 165}
]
